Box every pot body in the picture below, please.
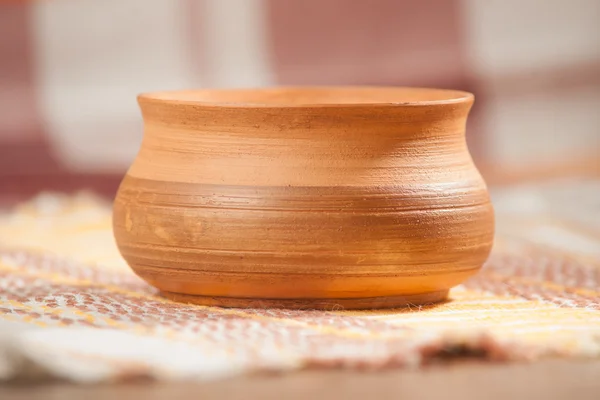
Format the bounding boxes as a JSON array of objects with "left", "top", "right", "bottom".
[{"left": 113, "top": 87, "right": 494, "bottom": 309}]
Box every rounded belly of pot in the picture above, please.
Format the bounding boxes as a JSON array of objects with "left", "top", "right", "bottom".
[{"left": 113, "top": 174, "right": 494, "bottom": 303}]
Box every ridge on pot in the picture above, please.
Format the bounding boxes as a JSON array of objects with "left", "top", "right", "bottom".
[{"left": 113, "top": 87, "right": 494, "bottom": 310}]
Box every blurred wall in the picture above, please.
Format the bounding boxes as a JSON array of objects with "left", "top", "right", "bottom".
[{"left": 1, "top": 0, "right": 599, "bottom": 200}]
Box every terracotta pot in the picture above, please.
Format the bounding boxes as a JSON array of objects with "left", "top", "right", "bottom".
[{"left": 113, "top": 87, "right": 494, "bottom": 309}]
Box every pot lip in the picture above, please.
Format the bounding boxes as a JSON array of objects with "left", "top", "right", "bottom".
[{"left": 138, "top": 86, "right": 474, "bottom": 108}]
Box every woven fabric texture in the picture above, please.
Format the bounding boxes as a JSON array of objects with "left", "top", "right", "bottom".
[{"left": 0, "top": 180, "right": 599, "bottom": 382}]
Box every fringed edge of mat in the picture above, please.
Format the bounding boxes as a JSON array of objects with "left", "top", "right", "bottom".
[{"left": 2, "top": 319, "right": 599, "bottom": 384}]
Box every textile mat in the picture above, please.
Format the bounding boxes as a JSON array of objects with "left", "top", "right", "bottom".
[{"left": 0, "top": 180, "right": 599, "bottom": 383}]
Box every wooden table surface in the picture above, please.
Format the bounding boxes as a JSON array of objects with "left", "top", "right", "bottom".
[{"left": 3, "top": 359, "right": 600, "bottom": 400}]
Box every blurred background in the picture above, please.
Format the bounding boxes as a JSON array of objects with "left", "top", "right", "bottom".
[{"left": 1, "top": 0, "right": 599, "bottom": 204}]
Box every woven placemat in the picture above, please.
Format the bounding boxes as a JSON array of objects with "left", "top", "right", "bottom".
[{"left": 1, "top": 180, "right": 599, "bottom": 383}]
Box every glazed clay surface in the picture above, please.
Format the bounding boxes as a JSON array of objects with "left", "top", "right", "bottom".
[{"left": 113, "top": 87, "right": 494, "bottom": 309}]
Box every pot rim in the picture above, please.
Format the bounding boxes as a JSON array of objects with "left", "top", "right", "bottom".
[{"left": 138, "top": 86, "right": 473, "bottom": 109}]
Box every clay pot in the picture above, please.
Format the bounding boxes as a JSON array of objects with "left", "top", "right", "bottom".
[{"left": 113, "top": 87, "right": 494, "bottom": 309}]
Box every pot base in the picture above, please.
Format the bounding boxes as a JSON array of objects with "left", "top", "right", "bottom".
[{"left": 160, "top": 290, "right": 449, "bottom": 310}]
